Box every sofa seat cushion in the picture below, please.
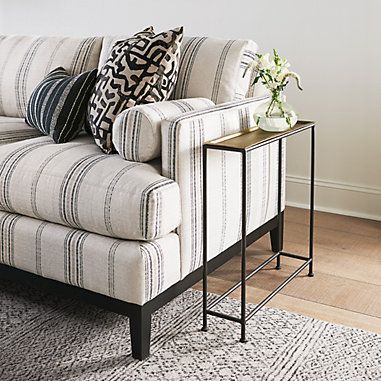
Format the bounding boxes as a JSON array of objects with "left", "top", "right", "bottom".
[
  {"left": 0, "top": 116, "right": 42, "bottom": 145},
  {"left": 0, "top": 211, "right": 180, "bottom": 305},
  {"left": 0, "top": 135, "right": 181, "bottom": 241}
]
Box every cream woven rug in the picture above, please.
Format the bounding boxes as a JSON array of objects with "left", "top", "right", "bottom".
[{"left": 1, "top": 279, "right": 380, "bottom": 380}]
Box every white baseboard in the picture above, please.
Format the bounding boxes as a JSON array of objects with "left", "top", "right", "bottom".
[{"left": 286, "top": 175, "right": 381, "bottom": 221}]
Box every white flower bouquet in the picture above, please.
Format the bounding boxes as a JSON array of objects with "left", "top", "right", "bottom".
[{"left": 245, "top": 50, "right": 303, "bottom": 131}]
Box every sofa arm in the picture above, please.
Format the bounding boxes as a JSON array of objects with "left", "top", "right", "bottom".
[
  {"left": 161, "top": 95, "right": 285, "bottom": 277},
  {"left": 112, "top": 98, "right": 214, "bottom": 162},
  {"left": 162, "top": 95, "right": 270, "bottom": 180}
]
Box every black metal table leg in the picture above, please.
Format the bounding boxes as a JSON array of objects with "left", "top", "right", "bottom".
[
  {"left": 276, "top": 139, "right": 283, "bottom": 270},
  {"left": 240, "top": 150, "right": 247, "bottom": 343},
  {"left": 202, "top": 145, "right": 208, "bottom": 331},
  {"left": 308, "top": 126, "right": 315, "bottom": 277}
]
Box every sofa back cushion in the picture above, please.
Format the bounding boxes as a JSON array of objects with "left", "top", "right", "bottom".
[
  {"left": 172, "top": 37, "right": 257, "bottom": 104},
  {"left": 0, "top": 35, "right": 102, "bottom": 118},
  {"left": 99, "top": 36, "right": 258, "bottom": 105}
]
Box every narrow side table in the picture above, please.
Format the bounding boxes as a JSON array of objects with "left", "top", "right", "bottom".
[{"left": 201, "top": 120, "right": 316, "bottom": 343}]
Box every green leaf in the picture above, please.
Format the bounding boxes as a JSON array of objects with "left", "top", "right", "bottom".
[{"left": 252, "top": 76, "right": 260, "bottom": 85}]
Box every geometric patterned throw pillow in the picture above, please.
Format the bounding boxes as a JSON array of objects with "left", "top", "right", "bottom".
[
  {"left": 25, "top": 67, "right": 97, "bottom": 143},
  {"left": 87, "top": 26, "right": 184, "bottom": 154}
]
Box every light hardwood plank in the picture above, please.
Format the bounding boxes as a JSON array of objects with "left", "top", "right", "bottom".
[
  {"left": 285, "top": 207, "right": 381, "bottom": 239},
  {"left": 209, "top": 256, "right": 381, "bottom": 318},
  {"left": 194, "top": 277, "right": 381, "bottom": 334},
  {"left": 247, "top": 234, "right": 381, "bottom": 286},
  {"left": 283, "top": 221, "right": 381, "bottom": 257}
]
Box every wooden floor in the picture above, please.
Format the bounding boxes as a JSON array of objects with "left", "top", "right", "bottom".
[{"left": 194, "top": 207, "right": 381, "bottom": 334}]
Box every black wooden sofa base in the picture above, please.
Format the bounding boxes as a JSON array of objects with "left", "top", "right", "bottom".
[{"left": 0, "top": 213, "right": 283, "bottom": 360}]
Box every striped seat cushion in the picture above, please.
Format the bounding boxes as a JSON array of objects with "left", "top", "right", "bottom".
[
  {"left": 25, "top": 67, "right": 97, "bottom": 143},
  {"left": 0, "top": 211, "right": 180, "bottom": 305},
  {"left": 0, "top": 135, "right": 181, "bottom": 241},
  {"left": 0, "top": 116, "right": 42, "bottom": 145},
  {"left": 0, "top": 35, "right": 102, "bottom": 118}
]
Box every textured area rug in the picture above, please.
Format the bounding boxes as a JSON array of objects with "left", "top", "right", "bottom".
[{"left": 0, "top": 279, "right": 380, "bottom": 381}]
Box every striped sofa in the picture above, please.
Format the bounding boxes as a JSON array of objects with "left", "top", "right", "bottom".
[{"left": 0, "top": 34, "right": 284, "bottom": 360}]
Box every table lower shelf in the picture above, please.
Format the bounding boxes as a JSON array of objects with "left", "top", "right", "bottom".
[{"left": 203, "top": 251, "right": 312, "bottom": 326}]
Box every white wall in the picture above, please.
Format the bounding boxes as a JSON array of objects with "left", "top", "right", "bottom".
[{"left": 1, "top": 0, "right": 380, "bottom": 220}]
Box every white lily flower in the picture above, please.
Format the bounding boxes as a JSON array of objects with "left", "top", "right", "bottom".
[
  {"left": 243, "top": 49, "right": 303, "bottom": 95},
  {"left": 279, "top": 67, "right": 290, "bottom": 79},
  {"left": 281, "top": 58, "right": 290, "bottom": 69},
  {"left": 259, "top": 53, "right": 271, "bottom": 70}
]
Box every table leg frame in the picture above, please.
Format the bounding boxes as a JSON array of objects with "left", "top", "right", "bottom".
[{"left": 202, "top": 126, "right": 315, "bottom": 338}]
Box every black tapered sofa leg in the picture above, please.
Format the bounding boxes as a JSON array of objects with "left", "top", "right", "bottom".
[
  {"left": 270, "top": 211, "right": 284, "bottom": 253},
  {"left": 130, "top": 306, "right": 152, "bottom": 360}
]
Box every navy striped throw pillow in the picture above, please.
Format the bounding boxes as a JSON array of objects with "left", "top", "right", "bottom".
[{"left": 25, "top": 67, "right": 97, "bottom": 143}]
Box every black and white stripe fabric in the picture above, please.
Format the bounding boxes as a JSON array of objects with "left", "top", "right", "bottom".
[
  {"left": 171, "top": 37, "right": 258, "bottom": 104},
  {"left": 25, "top": 67, "right": 97, "bottom": 143},
  {"left": 0, "top": 116, "right": 42, "bottom": 145},
  {"left": 0, "top": 35, "right": 102, "bottom": 118},
  {"left": 113, "top": 98, "right": 214, "bottom": 162},
  {"left": 161, "top": 95, "right": 286, "bottom": 276},
  {"left": 0, "top": 135, "right": 181, "bottom": 241},
  {"left": 0, "top": 33, "right": 285, "bottom": 308},
  {"left": 0, "top": 210, "right": 180, "bottom": 305},
  {"left": 88, "top": 27, "right": 184, "bottom": 154}
]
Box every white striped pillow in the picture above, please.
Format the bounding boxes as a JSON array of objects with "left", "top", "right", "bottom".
[
  {"left": 172, "top": 37, "right": 258, "bottom": 104},
  {"left": 112, "top": 98, "right": 214, "bottom": 162}
]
